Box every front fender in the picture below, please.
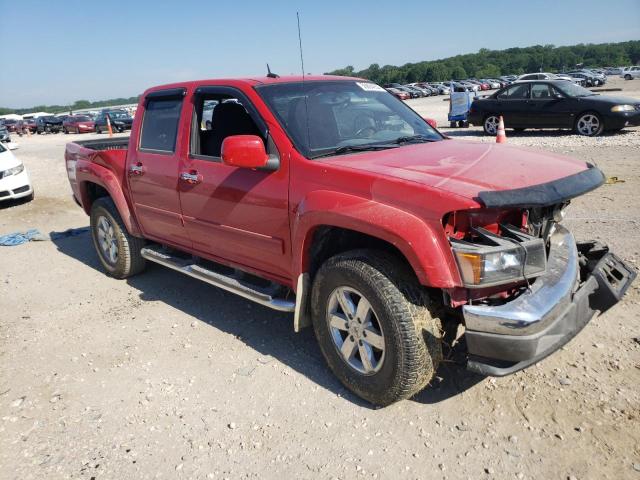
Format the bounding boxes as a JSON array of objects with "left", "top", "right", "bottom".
[
  {"left": 76, "top": 159, "right": 142, "bottom": 237},
  {"left": 292, "top": 190, "right": 461, "bottom": 288}
]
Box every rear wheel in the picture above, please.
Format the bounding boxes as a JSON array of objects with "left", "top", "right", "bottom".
[
  {"left": 575, "top": 112, "right": 604, "bottom": 136},
  {"left": 625, "top": 74, "right": 632, "bottom": 80},
  {"left": 483, "top": 115, "right": 500, "bottom": 135},
  {"left": 63, "top": 127, "right": 68, "bottom": 134},
  {"left": 90, "top": 197, "right": 146, "bottom": 279},
  {"left": 311, "top": 249, "right": 443, "bottom": 406}
]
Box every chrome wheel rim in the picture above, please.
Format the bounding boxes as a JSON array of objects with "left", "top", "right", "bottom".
[
  {"left": 577, "top": 114, "right": 600, "bottom": 135},
  {"left": 327, "top": 287, "right": 385, "bottom": 375},
  {"left": 96, "top": 215, "right": 118, "bottom": 264},
  {"left": 484, "top": 116, "right": 499, "bottom": 135}
]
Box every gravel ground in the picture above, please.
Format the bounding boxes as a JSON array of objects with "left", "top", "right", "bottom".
[{"left": 1, "top": 77, "right": 639, "bottom": 480}]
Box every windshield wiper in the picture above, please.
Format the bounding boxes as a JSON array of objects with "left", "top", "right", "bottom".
[
  {"left": 393, "top": 134, "right": 436, "bottom": 144},
  {"left": 311, "top": 144, "right": 398, "bottom": 159}
]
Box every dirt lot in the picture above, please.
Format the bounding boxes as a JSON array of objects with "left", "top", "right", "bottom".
[{"left": 1, "top": 77, "right": 639, "bottom": 480}]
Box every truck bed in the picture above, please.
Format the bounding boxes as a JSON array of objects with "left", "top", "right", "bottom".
[{"left": 73, "top": 137, "right": 130, "bottom": 151}]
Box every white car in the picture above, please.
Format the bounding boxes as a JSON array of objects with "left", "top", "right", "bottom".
[
  {"left": 0, "top": 143, "right": 33, "bottom": 202},
  {"left": 620, "top": 66, "right": 640, "bottom": 80}
]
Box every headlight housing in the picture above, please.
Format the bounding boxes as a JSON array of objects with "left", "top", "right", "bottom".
[
  {"left": 451, "top": 225, "right": 547, "bottom": 288},
  {"left": 1, "top": 164, "right": 24, "bottom": 178},
  {"left": 611, "top": 105, "right": 635, "bottom": 112}
]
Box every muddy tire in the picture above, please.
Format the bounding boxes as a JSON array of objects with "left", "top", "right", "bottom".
[
  {"left": 311, "top": 249, "right": 442, "bottom": 406},
  {"left": 90, "top": 197, "right": 146, "bottom": 279}
]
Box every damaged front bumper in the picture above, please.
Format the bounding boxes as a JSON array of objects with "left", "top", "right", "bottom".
[{"left": 463, "top": 224, "right": 636, "bottom": 376}]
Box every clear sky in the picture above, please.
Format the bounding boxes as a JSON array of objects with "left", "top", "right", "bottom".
[{"left": 1, "top": 0, "right": 638, "bottom": 108}]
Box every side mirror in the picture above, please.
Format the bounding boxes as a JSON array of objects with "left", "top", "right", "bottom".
[
  {"left": 221, "top": 135, "right": 268, "bottom": 169},
  {"left": 553, "top": 93, "right": 563, "bottom": 99}
]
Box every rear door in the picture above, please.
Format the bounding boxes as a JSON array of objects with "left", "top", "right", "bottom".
[
  {"left": 126, "top": 88, "right": 192, "bottom": 248},
  {"left": 494, "top": 83, "right": 530, "bottom": 126},
  {"left": 177, "top": 86, "right": 291, "bottom": 280}
]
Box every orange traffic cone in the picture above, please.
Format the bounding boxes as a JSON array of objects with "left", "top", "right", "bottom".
[
  {"left": 106, "top": 115, "right": 114, "bottom": 137},
  {"left": 496, "top": 116, "right": 507, "bottom": 143}
]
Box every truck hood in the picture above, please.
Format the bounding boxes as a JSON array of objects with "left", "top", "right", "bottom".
[{"left": 322, "top": 140, "right": 591, "bottom": 203}]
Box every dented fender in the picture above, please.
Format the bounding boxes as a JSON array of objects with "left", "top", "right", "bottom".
[{"left": 291, "top": 190, "right": 462, "bottom": 288}]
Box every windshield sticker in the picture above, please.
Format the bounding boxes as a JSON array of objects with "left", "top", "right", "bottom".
[{"left": 356, "top": 82, "right": 386, "bottom": 92}]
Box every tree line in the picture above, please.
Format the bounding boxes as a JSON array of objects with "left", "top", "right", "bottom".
[
  {"left": 0, "top": 96, "right": 140, "bottom": 116},
  {"left": 326, "top": 40, "right": 640, "bottom": 84}
]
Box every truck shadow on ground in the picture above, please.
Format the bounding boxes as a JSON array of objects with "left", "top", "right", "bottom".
[{"left": 52, "top": 231, "right": 485, "bottom": 408}]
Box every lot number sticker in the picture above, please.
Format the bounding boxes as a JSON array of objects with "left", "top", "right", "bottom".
[{"left": 356, "top": 82, "right": 386, "bottom": 92}]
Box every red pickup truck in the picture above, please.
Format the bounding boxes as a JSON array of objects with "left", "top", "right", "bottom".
[{"left": 65, "top": 75, "right": 635, "bottom": 406}]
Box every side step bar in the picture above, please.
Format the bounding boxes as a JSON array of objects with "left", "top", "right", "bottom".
[{"left": 140, "top": 246, "right": 296, "bottom": 312}]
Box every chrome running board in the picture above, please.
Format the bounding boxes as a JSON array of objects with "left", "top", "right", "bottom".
[{"left": 141, "top": 245, "right": 295, "bottom": 312}]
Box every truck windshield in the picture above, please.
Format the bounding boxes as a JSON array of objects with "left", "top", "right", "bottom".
[{"left": 256, "top": 80, "right": 442, "bottom": 159}]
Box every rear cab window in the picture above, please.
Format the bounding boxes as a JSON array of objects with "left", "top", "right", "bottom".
[{"left": 139, "top": 89, "right": 186, "bottom": 154}]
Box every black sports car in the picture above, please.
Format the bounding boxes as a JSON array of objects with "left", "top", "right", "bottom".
[{"left": 467, "top": 80, "right": 640, "bottom": 137}]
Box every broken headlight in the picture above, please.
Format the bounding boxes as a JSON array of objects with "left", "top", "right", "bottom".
[{"left": 450, "top": 225, "right": 547, "bottom": 288}]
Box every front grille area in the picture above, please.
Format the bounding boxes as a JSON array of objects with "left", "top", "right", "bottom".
[{"left": 13, "top": 185, "right": 30, "bottom": 194}]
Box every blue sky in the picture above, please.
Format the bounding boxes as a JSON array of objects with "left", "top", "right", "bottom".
[{"left": 1, "top": 0, "right": 638, "bottom": 108}]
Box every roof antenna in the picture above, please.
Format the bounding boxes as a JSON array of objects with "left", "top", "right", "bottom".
[
  {"left": 297, "top": 11, "right": 311, "bottom": 152},
  {"left": 266, "top": 63, "right": 279, "bottom": 79}
]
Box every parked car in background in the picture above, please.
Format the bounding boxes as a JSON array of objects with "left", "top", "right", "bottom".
[
  {"left": 36, "top": 115, "right": 63, "bottom": 134},
  {"left": 554, "top": 73, "right": 585, "bottom": 86},
  {"left": 604, "top": 67, "right": 623, "bottom": 75},
  {"left": 468, "top": 80, "right": 640, "bottom": 136},
  {"left": 0, "top": 125, "right": 10, "bottom": 143},
  {"left": 428, "top": 83, "right": 450, "bottom": 94},
  {"left": 2, "top": 119, "right": 19, "bottom": 133},
  {"left": 94, "top": 109, "right": 134, "bottom": 133},
  {"left": 21, "top": 118, "right": 37, "bottom": 133},
  {"left": 566, "top": 71, "right": 601, "bottom": 87},
  {"left": 385, "top": 87, "right": 410, "bottom": 100},
  {"left": 479, "top": 79, "right": 501, "bottom": 89},
  {"left": 499, "top": 75, "right": 517, "bottom": 84},
  {"left": 455, "top": 80, "right": 479, "bottom": 91},
  {"left": 63, "top": 115, "right": 96, "bottom": 134},
  {"left": 0, "top": 142, "right": 33, "bottom": 202},
  {"left": 620, "top": 66, "right": 640, "bottom": 80}
]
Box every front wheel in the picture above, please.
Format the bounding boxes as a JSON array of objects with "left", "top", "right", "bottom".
[
  {"left": 625, "top": 74, "right": 632, "bottom": 80},
  {"left": 483, "top": 115, "right": 500, "bottom": 135},
  {"left": 90, "top": 197, "right": 146, "bottom": 279},
  {"left": 575, "top": 112, "right": 604, "bottom": 136},
  {"left": 311, "top": 249, "right": 442, "bottom": 406}
]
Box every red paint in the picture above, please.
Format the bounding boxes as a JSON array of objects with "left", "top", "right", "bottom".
[
  {"left": 65, "top": 75, "right": 593, "bottom": 292},
  {"left": 221, "top": 135, "right": 269, "bottom": 169}
]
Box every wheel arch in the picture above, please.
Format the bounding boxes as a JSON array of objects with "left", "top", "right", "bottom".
[
  {"left": 77, "top": 165, "right": 142, "bottom": 237},
  {"left": 292, "top": 192, "right": 461, "bottom": 291}
]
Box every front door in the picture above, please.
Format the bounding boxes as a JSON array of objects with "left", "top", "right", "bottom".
[
  {"left": 178, "top": 87, "right": 291, "bottom": 280},
  {"left": 127, "top": 90, "right": 191, "bottom": 249},
  {"left": 524, "top": 83, "right": 574, "bottom": 128}
]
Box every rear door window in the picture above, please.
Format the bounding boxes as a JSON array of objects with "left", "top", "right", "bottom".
[
  {"left": 497, "top": 84, "right": 529, "bottom": 99},
  {"left": 140, "top": 98, "right": 183, "bottom": 153}
]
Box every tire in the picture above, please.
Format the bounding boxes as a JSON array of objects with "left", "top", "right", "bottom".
[
  {"left": 96, "top": 125, "right": 102, "bottom": 134},
  {"left": 575, "top": 112, "right": 604, "bottom": 137},
  {"left": 63, "top": 127, "right": 68, "bottom": 134},
  {"left": 311, "top": 249, "right": 443, "bottom": 406},
  {"left": 483, "top": 114, "right": 500, "bottom": 135},
  {"left": 90, "top": 197, "right": 146, "bottom": 279},
  {"left": 625, "top": 74, "right": 632, "bottom": 80}
]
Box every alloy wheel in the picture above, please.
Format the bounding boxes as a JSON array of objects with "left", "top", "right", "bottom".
[
  {"left": 96, "top": 215, "right": 118, "bottom": 264},
  {"left": 326, "top": 286, "right": 385, "bottom": 375},
  {"left": 576, "top": 114, "right": 600, "bottom": 136},
  {"left": 484, "top": 115, "right": 499, "bottom": 135}
]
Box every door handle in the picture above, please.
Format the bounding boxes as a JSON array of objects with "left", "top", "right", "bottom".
[
  {"left": 129, "top": 163, "right": 144, "bottom": 176},
  {"left": 180, "top": 171, "right": 202, "bottom": 184}
]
